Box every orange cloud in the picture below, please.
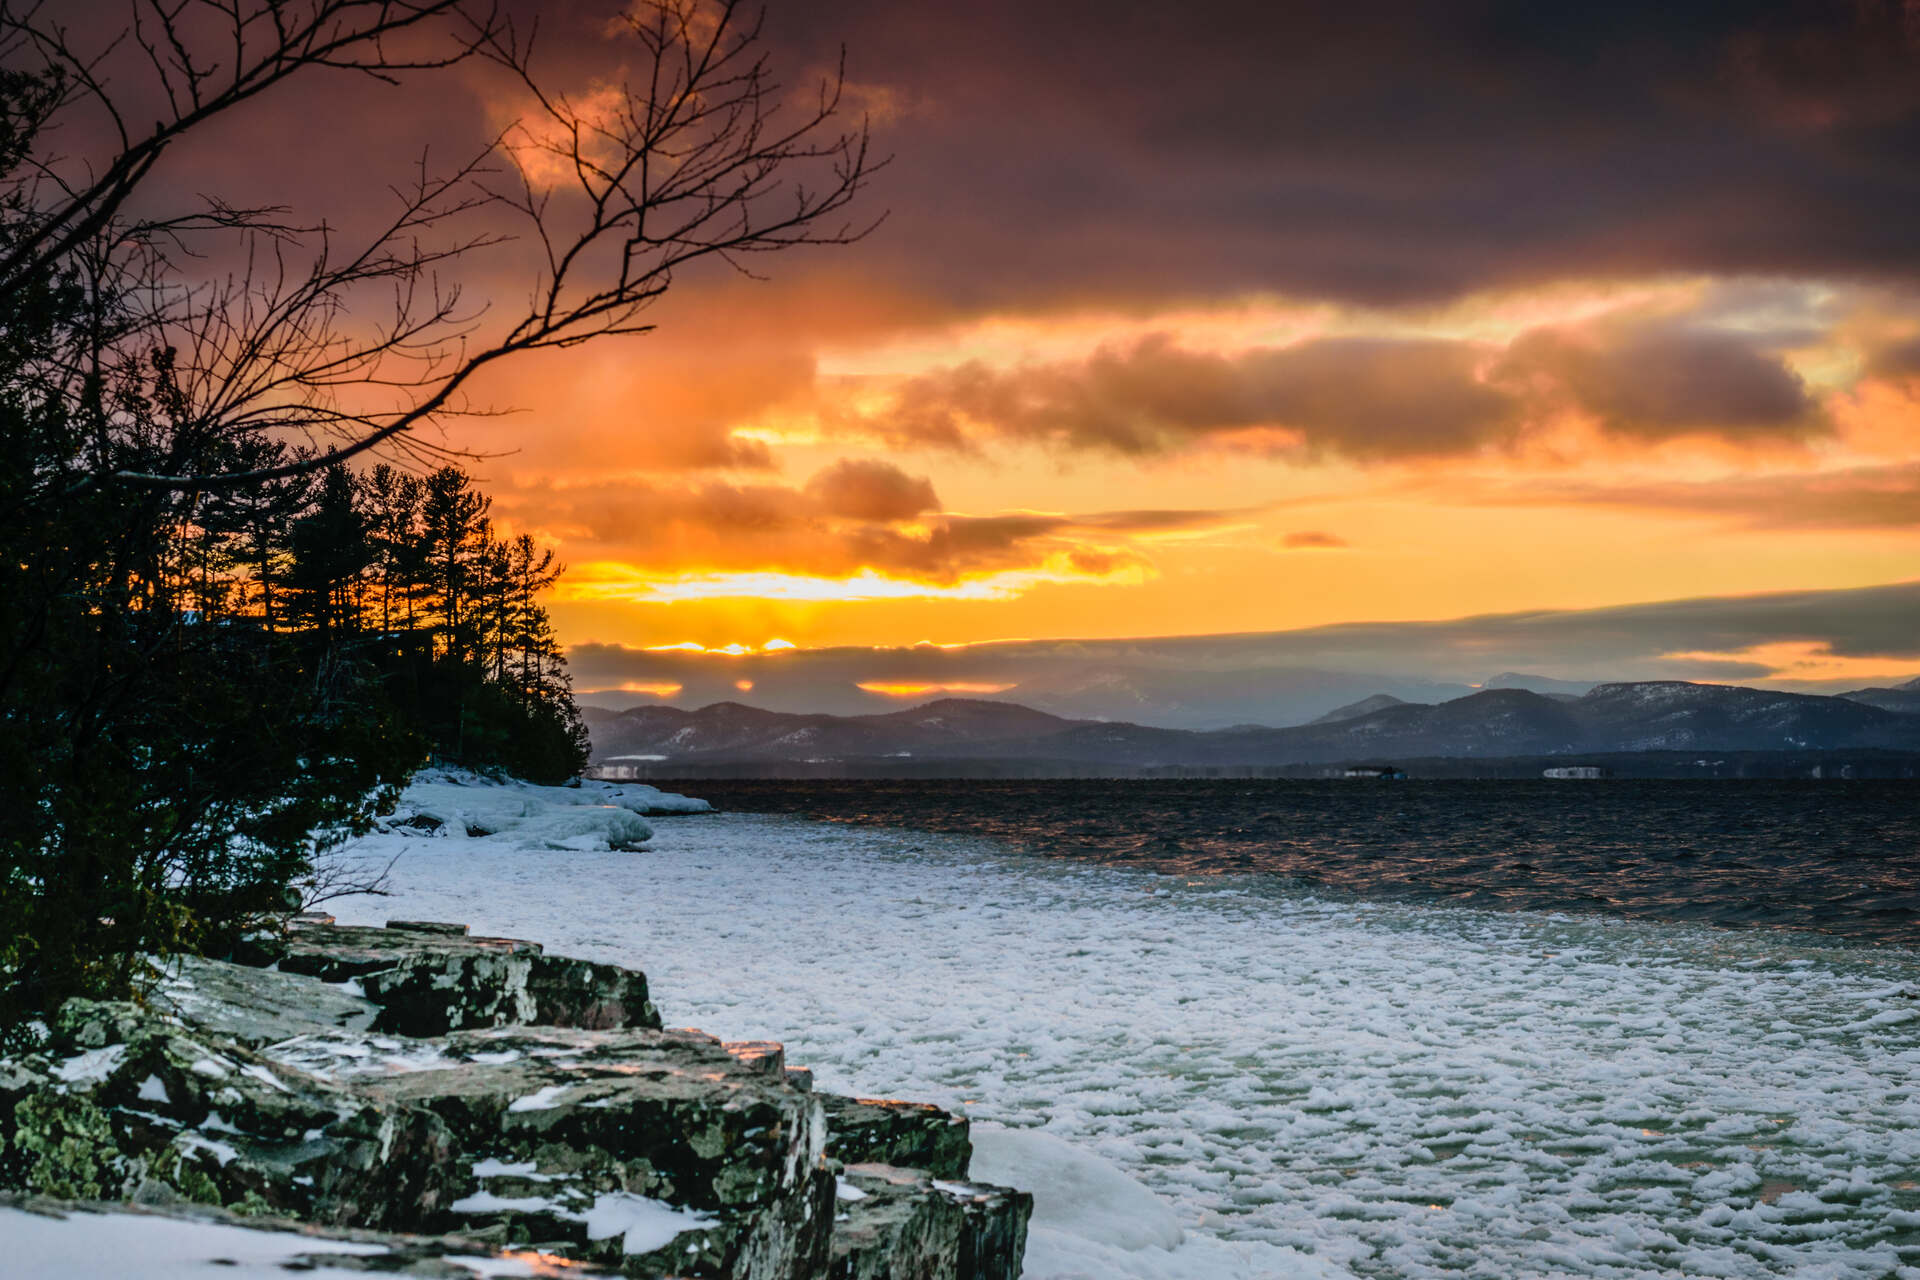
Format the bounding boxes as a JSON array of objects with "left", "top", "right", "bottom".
[
  {"left": 857, "top": 682, "right": 1018, "bottom": 697},
  {"left": 1657, "top": 641, "right": 1920, "bottom": 685}
]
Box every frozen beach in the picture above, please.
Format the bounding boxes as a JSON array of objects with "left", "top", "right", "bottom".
[{"left": 328, "top": 776, "right": 1920, "bottom": 1280}]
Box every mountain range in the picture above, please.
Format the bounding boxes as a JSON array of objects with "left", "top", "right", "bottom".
[{"left": 583, "top": 677, "right": 1920, "bottom": 775}]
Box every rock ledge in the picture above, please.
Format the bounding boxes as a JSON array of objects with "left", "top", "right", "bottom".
[{"left": 0, "top": 918, "right": 1029, "bottom": 1279}]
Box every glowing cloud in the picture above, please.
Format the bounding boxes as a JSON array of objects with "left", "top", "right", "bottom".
[
  {"left": 1657, "top": 642, "right": 1920, "bottom": 685},
  {"left": 857, "top": 682, "right": 1019, "bottom": 697},
  {"left": 614, "top": 681, "right": 684, "bottom": 697},
  {"left": 555, "top": 559, "right": 1148, "bottom": 605}
]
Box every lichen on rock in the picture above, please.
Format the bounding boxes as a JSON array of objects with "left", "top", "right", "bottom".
[{"left": 1, "top": 920, "right": 1030, "bottom": 1279}]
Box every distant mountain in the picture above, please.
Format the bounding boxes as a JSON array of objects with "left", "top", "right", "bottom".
[
  {"left": 1482, "top": 672, "right": 1596, "bottom": 698},
  {"left": 1840, "top": 675, "right": 1920, "bottom": 716},
  {"left": 1307, "top": 693, "right": 1416, "bottom": 724},
  {"left": 586, "top": 681, "right": 1920, "bottom": 774},
  {"left": 591, "top": 699, "right": 1078, "bottom": 765},
  {"left": 570, "top": 648, "right": 1476, "bottom": 729}
]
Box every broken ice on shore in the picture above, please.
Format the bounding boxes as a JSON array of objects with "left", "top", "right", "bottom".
[
  {"left": 330, "top": 774, "right": 1920, "bottom": 1280},
  {"left": 367, "top": 768, "right": 710, "bottom": 852}
]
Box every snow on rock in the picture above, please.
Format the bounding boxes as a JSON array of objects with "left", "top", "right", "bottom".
[
  {"left": 970, "top": 1125, "right": 1183, "bottom": 1252},
  {"left": 332, "top": 809, "right": 1920, "bottom": 1280},
  {"left": 50, "top": 1043, "right": 128, "bottom": 1084},
  {"left": 2, "top": 1204, "right": 548, "bottom": 1279},
  {"left": 506, "top": 1082, "right": 572, "bottom": 1112},
  {"left": 390, "top": 769, "right": 657, "bottom": 849},
  {"left": 577, "top": 778, "right": 712, "bottom": 815},
  {"left": 581, "top": 1190, "right": 716, "bottom": 1254}
]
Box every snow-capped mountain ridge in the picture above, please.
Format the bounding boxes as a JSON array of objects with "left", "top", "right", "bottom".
[{"left": 587, "top": 682, "right": 1920, "bottom": 770}]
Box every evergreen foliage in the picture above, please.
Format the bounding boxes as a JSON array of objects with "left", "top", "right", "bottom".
[
  {"left": 2, "top": 0, "right": 869, "bottom": 1031},
  {"left": 0, "top": 83, "right": 582, "bottom": 1024}
]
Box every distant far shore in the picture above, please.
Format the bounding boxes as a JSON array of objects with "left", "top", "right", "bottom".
[{"left": 589, "top": 747, "right": 1920, "bottom": 782}]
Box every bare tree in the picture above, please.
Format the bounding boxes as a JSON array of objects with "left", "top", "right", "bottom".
[{"left": 1, "top": 0, "right": 877, "bottom": 501}]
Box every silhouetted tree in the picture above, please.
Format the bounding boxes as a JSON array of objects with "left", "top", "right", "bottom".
[
  {"left": 0, "top": 0, "right": 875, "bottom": 1025},
  {"left": 284, "top": 466, "right": 371, "bottom": 640}
]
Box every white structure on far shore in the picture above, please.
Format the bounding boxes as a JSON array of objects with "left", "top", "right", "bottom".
[{"left": 1543, "top": 766, "right": 1610, "bottom": 779}]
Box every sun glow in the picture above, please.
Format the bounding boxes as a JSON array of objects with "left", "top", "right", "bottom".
[
  {"left": 614, "top": 681, "right": 683, "bottom": 697},
  {"left": 1659, "top": 641, "right": 1920, "bottom": 685},
  {"left": 555, "top": 560, "right": 1145, "bottom": 605},
  {"left": 644, "top": 638, "right": 803, "bottom": 655},
  {"left": 857, "top": 681, "right": 1019, "bottom": 697}
]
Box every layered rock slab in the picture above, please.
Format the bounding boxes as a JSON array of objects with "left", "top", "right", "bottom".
[
  {"left": 0, "top": 998, "right": 459, "bottom": 1231},
  {"left": 830, "top": 1164, "right": 1031, "bottom": 1280},
  {"left": 301, "top": 1024, "right": 835, "bottom": 1279},
  {"left": 818, "top": 1095, "right": 971, "bottom": 1181},
  {"left": 3, "top": 920, "right": 1029, "bottom": 1279},
  {"left": 235, "top": 919, "right": 661, "bottom": 1036}
]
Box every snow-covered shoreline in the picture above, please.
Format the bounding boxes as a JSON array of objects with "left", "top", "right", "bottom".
[{"left": 327, "top": 773, "right": 1920, "bottom": 1280}]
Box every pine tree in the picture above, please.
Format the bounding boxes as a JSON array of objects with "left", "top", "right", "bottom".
[
  {"left": 284, "top": 465, "right": 372, "bottom": 640},
  {"left": 418, "top": 467, "right": 491, "bottom": 666}
]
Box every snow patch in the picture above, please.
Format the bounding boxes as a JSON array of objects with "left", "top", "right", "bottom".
[
  {"left": 448, "top": 1191, "right": 559, "bottom": 1216},
  {"left": 971, "top": 1126, "right": 1182, "bottom": 1251},
  {"left": 581, "top": 1192, "right": 714, "bottom": 1255},
  {"left": 3, "top": 1205, "right": 389, "bottom": 1279},
  {"left": 52, "top": 1045, "right": 127, "bottom": 1085},
  {"left": 506, "top": 1083, "right": 570, "bottom": 1113}
]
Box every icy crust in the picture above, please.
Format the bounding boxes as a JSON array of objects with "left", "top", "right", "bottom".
[
  {"left": 383, "top": 769, "right": 674, "bottom": 850},
  {"left": 579, "top": 779, "right": 714, "bottom": 815},
  {"left": 332, "top": 811, "right": 1920, "bottom": 1280},
  {"left": 2, "top": 1199, "right": 574, "bottom": 1278}
]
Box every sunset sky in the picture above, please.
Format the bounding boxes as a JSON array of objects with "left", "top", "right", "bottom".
[{"left": 170, "top": 0, "right": 1920, "bottom": 702}]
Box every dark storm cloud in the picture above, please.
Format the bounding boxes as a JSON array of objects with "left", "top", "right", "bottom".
[
  {"left": 62, "top": 0, "right": 1920, "bottom": 479},
  {"left": 850, "top": 319, "right": 1825, "bottom": 459},
  {"left": 872, "top": 334, "right": 1516, "bottom": 457},
  {"left": 49, "top": 0, "right": 1920, "bottom": 378},
  {"left": 1866, "top": 336, "right": 1920, "bottom": 380},
  {"left": 756, "top": 0, "right": 1920, "bottom": 306},
  {"left": 1498, "top": 324, "right": 1819, "bottom": 439}
]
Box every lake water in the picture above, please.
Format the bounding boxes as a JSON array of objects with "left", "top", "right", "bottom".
[{"left": 684, "top": 779, "right": 1920, "bottom": 947}]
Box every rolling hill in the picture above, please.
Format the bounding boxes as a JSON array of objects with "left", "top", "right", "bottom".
[{"left": 585, "top": 680, "right": 1920, "bottom": 774}]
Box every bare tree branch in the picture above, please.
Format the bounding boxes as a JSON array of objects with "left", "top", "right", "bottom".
[{"left": 2, "top": 0, "right": 880, "bottom": 500}]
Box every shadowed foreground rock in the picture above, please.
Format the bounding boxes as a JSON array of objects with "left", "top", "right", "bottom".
[
  {"left": 238, "top": 916, "right": 662, "bottom": 1036},
  {"left": 0, "top": 919, "right": 1030, "bottom": 1279},
  {"left": 820, "top": 1096, "right": 971, "bottom": 1181},
  {"left": 831, "top": 1164, "right": 1031, "bottom": 1280}
]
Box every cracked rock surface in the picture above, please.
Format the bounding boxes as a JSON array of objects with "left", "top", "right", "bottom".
[{"left": 1, "top": 919, "right": 1029, "bottom": 1279}]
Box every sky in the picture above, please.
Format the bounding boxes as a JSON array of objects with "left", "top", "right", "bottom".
[{"left": 126, "top": 0, "right": 1920, "bottom": 703}]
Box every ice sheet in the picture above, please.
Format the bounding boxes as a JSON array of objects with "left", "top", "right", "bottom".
[{"left": 331, "top": 789, "right": 1920, "bottom": 1280}]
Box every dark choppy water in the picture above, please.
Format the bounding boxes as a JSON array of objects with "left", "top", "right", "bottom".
[{"left": 685, "top": 779, "right": 1920, "bottom": 947}]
